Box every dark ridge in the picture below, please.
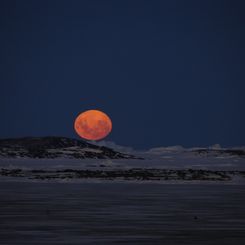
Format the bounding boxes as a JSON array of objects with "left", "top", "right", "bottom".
[
  {"left": 0, "top": 136, "right": 94, "bottom": 149},
  {"left": 0, "top": 137, "right": 142, "bottom": 160}
]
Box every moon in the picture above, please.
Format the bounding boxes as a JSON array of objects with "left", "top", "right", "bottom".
[{"left": 74, "top": 110, "right": 112, "bottom": 141}]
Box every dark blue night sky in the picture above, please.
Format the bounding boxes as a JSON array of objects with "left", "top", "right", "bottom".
[{"left": 1, "top": 0, "right": 244, "bottom": 149}]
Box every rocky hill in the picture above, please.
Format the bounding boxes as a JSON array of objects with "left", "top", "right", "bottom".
[{"left": 0, "top": 137, "right": 141, "bottom": 159}]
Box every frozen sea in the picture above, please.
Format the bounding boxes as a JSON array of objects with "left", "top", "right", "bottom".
[{"left": 0, "top": 182, "right": 245, "bottom": 245}]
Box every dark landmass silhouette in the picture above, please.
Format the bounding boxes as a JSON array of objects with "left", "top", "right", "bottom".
[{"left": 0, "top": 136, "right": 141, "bottom": 159}]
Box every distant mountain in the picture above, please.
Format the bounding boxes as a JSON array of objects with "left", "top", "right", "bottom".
[
  {"left": 191, "top": 148, "right": 245, "bottom": 157},
  {"left": 0, "top": 137, "right": 141, "bottom": 159},
  {"left": 146, "top": 145, "right": 245, "bottom": 157}
]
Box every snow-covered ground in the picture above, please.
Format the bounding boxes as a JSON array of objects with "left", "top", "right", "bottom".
[
  {"left": 0, "top": 145, "right": 244, "bottom": 171},
  {"left": 1, "top": 145, "right": 245, "bottom": 244},
  {"left": 1, "top": 182, "right": 245, "bottom": 244}
]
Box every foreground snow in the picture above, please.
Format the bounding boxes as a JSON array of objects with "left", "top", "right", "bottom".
[
  {"left": 0, "top": 146, "right": 245, "bottom": 184},
  {"left": 1, "top": 182, "right": 245, "bottom": 244}
]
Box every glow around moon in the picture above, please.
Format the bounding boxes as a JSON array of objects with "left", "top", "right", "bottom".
[{"left": 74, "top": 110, "right": 112, "bottom": 141}]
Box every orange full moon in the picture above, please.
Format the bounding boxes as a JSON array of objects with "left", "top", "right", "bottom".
[{"left": 74, "top": 110, "right": 112, "bottom": 141}]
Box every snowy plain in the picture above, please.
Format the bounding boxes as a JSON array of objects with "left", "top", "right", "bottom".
[{"left": 1, "top": 144, "right": 245, "bottom": 244}]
